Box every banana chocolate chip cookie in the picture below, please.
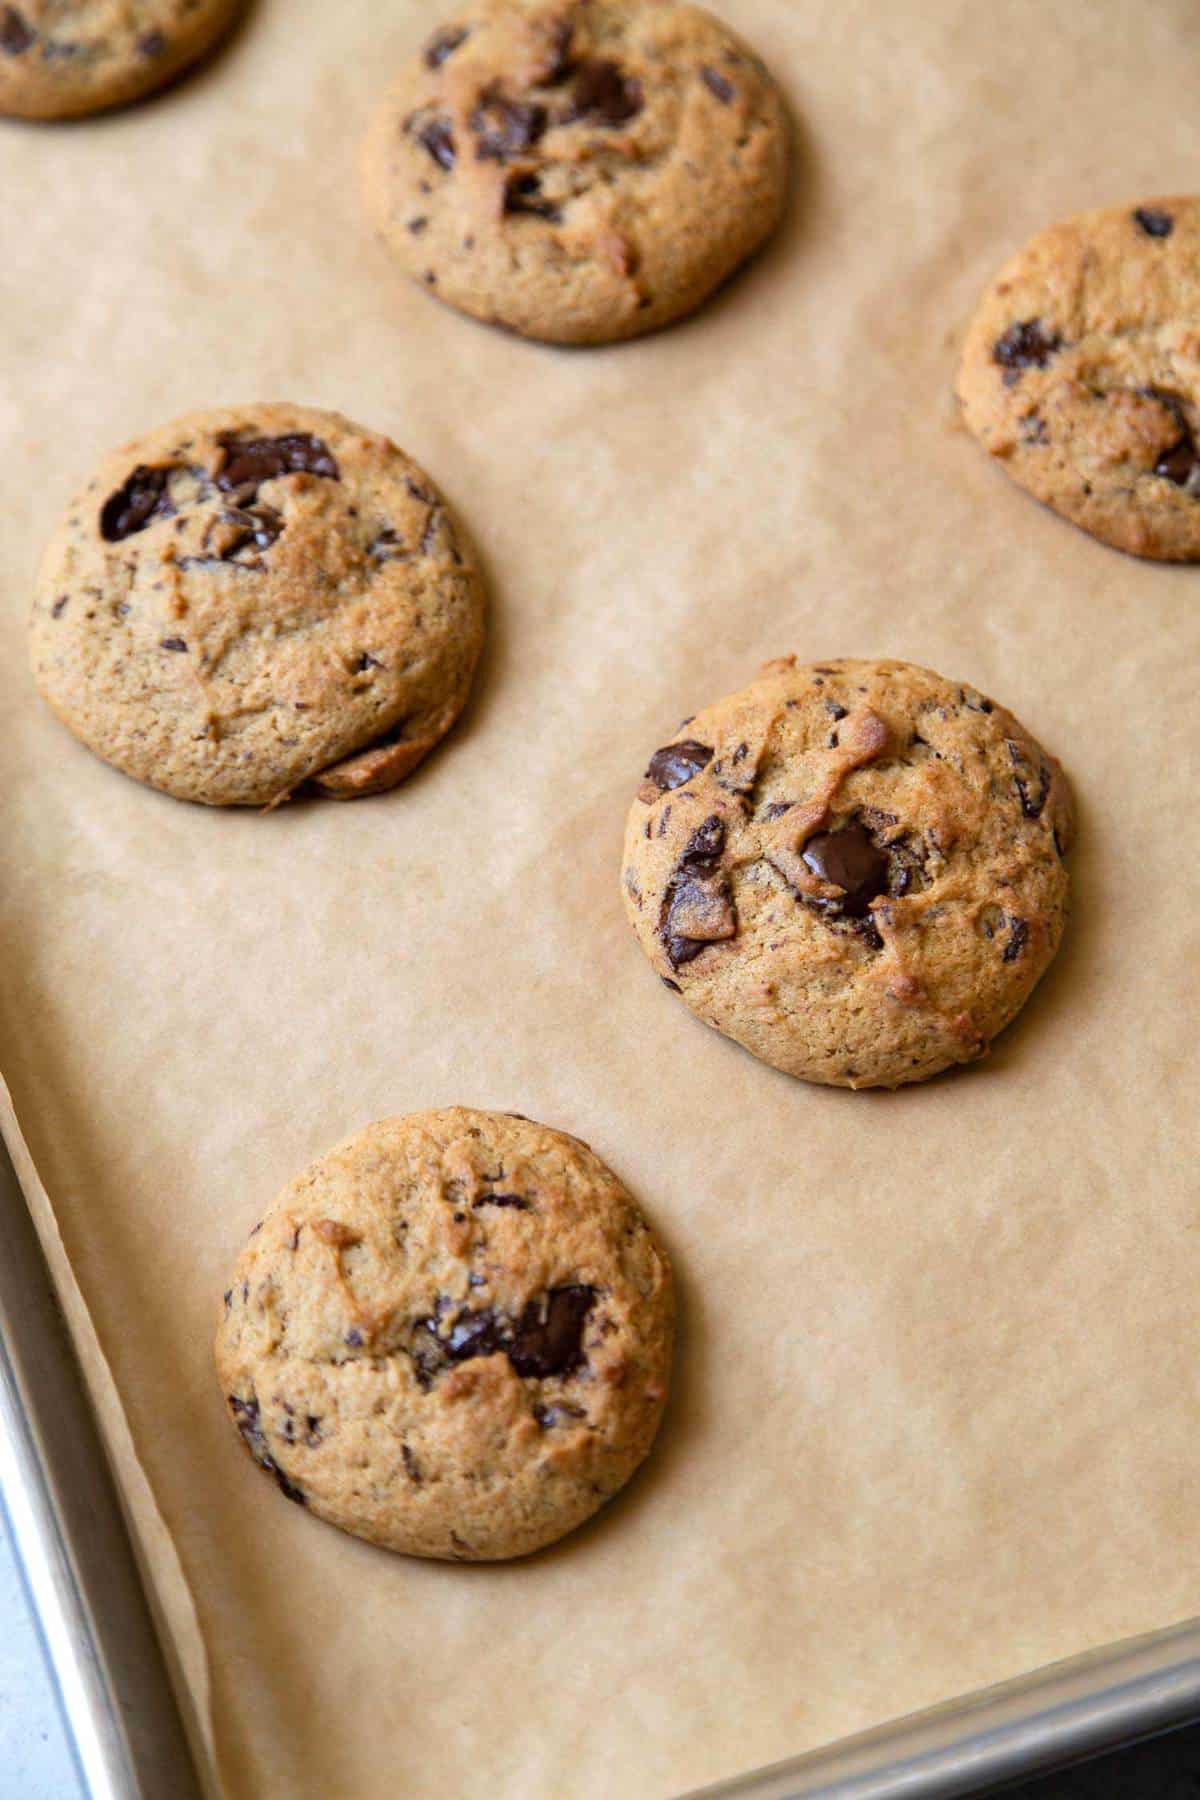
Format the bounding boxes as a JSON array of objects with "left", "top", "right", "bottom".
[
  {"left": 214, "top": 1110, "right": 674, "bottom": 1561},
  {"left": 621, "top": 658, "right": 1074, "bottom": 1090},
  {"left": 958, "top": 197, "right": 1200, "bottom": 560},
  {"left": 0, "top": 0, "right": 238, "bottom": 119},
  {"left": 30, "top": 405, "right": 485, "bottom": 806},
  {"left": 362, "top": 0, "right": 789, "bottom": 344}
]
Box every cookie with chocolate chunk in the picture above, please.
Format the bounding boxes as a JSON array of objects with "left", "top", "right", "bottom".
[
  {"left": 362, "top": 0, "right": 789, "bottom": 344},
  {"left": 0, "top": 0, "right": 238, "bottom": 119},
  {"left": 214, "top": 1109, "right": 674, "bottom": 1561},
  {"left": 621, "top": 658, "right": 1073, "bottom": 1090},
  {"left": 958, "top": 197, "right": 1200, "bottom": 559},
  {"left": 30, "top": 405, "right": 485, "bottom": 806}
]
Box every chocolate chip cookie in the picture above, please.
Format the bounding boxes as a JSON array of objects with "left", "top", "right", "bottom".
[
  {"left": 621, "top": 658, "right": 1074, "bottom": 1090},
  {"left": 958, "top": 197, "right": 1200, "bottom": 559},
  {"left": 362, "top": 0, "right": 789, "bottom": 344},
  {"left": 214, "top": 1110, "right": 674, "bottom": 1561},
  {"left": 0, "top": 0, "right": 238, "bottom": 119},
  {"left": 30, "top": 405, "right": 485, "bottom": 806}
]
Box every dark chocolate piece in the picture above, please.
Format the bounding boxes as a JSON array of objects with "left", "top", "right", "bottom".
[
  {"left": 993, "top": 318, "right": 1062, "bottom": 381},
  {"left": 645, "top": 740, "right": 713, "bottom": 791},
  {"left": 701, "top": 65, "right": 734, "bottom": 103},
  {"left": 567, "top": 58, "right": 643, "bottom": 125},
  {"left": 99, "top": 465, "right": 174, "bottom": 541},
  {"left": 1134, "top": 206, "right": 1173, "bottom": 239},
  {"left": 802, "top": 824, "right": 888, "bottom": 918}
]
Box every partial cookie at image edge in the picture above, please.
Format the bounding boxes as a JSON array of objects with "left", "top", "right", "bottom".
[{"left": 361, "top": 0, "right": 790, "bottom": 345}]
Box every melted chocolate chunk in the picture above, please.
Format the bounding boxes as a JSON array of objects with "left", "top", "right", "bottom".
[
  {"left": 802, "top": 824, "right": 888, "bottom": 918},
  {"left": 499, "top": 187, "right": 556, "bottom": 238},
  {"left": 664, "top": 930, "right": 708, "bottom": 969},
  {"left": 369, "top": 527, "right": 405, "bottom": 561},
  {"left": 504, "top": 170, "right": 561, "bottom": 220},
  {"left": 662, "top": 815, "right": 735, "bottom": 967},
  {"left": 680, "top": 815, "right": 725, "bottom": 869},
  {"left": 883, "top": 838, "right": 927, "bottom": 898},
  {"left": 471, "top": 86, "right": 548, "bottom": 160},
  {"left": 1154, "top": 426, "right": 1200, "bottom": 490},
  {"left": 544, "top": 19, "right": 575, "bottom": 83},
  {"left": 410, "top": 1320, "right": 449, "bottom": 1388},
  {"left": 473, "top": 1191, "right": 531, "bottom": 1210},
  {"left": 99, "top": 465, "right": 174, "bottom": 541},
  {"left": 222, "top": 503, "right": 283, "bottom": 561},
  {"left": 229, "top": 1395, "right": 306, "bottom": 1504},
  {"left": 446, "top": 1308, "right": 507, "bottom": 1359},
  {"left": 1013, "top": 772, "right": 1047, "bottom": 817},
  {"left": 1140, "top": 386, "right": 1200, "bottom": 489},
  {"left": 425, "top": 24, "right": 468, "bottom": 68},
  {"left": 701, "top": 64, "right": 735, "bottom": 102},
  {"left": 230, "top": 1394, "right": 267, "bottom": 1460},
  {"left": 993, "top": 319, "right": 1062, "bottom": 382},
  {"left": 0, "top": 7, "right": 33, "bottom": 54},
  {"left": 51, "top": 595, "right": 68, "bottom": 618},
  {"left": 160, "top": 636, "right": 188, "bottom": 653},
  {"left": 1134, "top": 206, "right": 1173, "bottom": 239},
  {"left": 274, "top": 1468, "right": 307, "bottom": 1505},
  {"left": 645, "top": 739, "right": 713, "bottom": 791},
  {"left": 509, "top": 1286, "right": 595, "bottom": 1378},
  {"left": 1003, "top": 917, "right": 1029, "bottom": 963},
  {"left": 411, "top": 1286, "right": 596, "bottom": 1387},
  {"left": 567, "top": 58, "right": 644, "bottom": 126},
  {"left": 139, "top": 29, "right": 166, "bottom": 56},
  {"left": 1006, "top": 742, "right": 1050, "bottom": 819},
  {"left": 417, "top": 116, "right": 457, "bottom": 170},
  {"left": 216, "top": 432, "right": 339, "bottom": 498}
]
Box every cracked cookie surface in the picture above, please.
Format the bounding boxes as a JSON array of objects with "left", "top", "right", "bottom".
[
  {"left": 362, "top": 0, "right": 789, "bottom": 344},
  {"left": 958, "top": 197, "right": 1200, "bottom": 559},
  {"left": 621, "top": 658, "right": 1074, "bottom": 1090},
  {"left": 214, "top": 1109, "right": 674, "bottom": 1561},
  {"left": 0, "top": 0, "right": 238, "bottom": 118},
  {"left": 30, "top": 404, "right": 485, "bottom": 807}
]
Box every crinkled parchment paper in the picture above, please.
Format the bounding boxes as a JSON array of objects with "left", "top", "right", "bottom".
[{"left": 1, "top": 2, "right": 1198, "bottom": 1794}]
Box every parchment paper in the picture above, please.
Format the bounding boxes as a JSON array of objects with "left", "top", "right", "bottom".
[{"left": 2, "top": 2, "right": 1199, "bottom": 1795}]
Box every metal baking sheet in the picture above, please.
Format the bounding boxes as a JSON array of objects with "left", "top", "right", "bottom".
[
  {"left": 0, "top": 1124, "right": 201, "bottom": 1800},
  {"left": 693, "top": 1624, "right": 1200, "bottom": 1797}
]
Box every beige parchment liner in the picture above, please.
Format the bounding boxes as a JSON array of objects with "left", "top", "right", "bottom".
[{"left": 1, "top": 1, "right": 1198, "bottom": 1794}]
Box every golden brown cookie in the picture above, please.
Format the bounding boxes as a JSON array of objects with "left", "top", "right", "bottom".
[
  {"left": 362, "top": 0, "right": 789, "bottom": 344},
  {"left": 30, "top": 404, "right": 485, "bottom": 806},
  {"left": 621, "top": 658, "right": 1074, "bottom": 1090},
  {"left": 958, "top": 197, "right": 1200, "bottom": 560},
  {"left": 0, "top": 0, "right": 238, "bottom": 119},
  {"left": 214, "top": 1110, "right": 674, "bottom": 1561}
]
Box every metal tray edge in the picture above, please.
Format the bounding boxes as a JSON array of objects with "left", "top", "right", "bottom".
[
  {"left": 0, "top": 1115, "right": 203, "bottom": 1800},
  {"left": 686, "top": 1619, "right": 1200, "bottom": 1798}
]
